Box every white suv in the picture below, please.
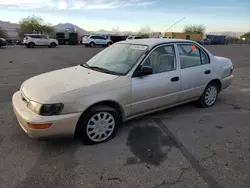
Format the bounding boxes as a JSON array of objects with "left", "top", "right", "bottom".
[
  {"left": 23, "top": 34, "right": 59, "bottom": 48},
  {"left": 126, "top": 35, "right": 144, "bottom": 40},
  {"left": 82, "top": 35, "right": 113, "bottom": 47}
]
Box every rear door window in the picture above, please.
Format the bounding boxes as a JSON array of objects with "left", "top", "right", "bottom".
[{"left": 177, "top": 44, "right": 209, "bottom": 69}]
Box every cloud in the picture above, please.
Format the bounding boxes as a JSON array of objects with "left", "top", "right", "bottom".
[
  {"left": 200, "top": 6, "right": 230, "bottom": 9},
  {"left": 0, "top": 0, "right": 157, "bottom": 10}
]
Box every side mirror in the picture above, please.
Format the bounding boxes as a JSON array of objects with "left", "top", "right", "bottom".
[
  {"left": 134, "top": 65, "right": 153, "bottom": 77},
  {"left": 141, "top": 66, "right": 153, "bottom": 75}
]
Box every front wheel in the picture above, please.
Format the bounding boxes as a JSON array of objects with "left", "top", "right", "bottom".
[
  {"left": 198, "top": 83, "right": 219, "bottom": 108},
  {"left": 76, "top": 105, "right": 120, "bottom": 145}
]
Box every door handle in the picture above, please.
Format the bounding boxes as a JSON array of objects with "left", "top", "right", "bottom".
[
  {"left": 171, "top": 76, "right": 179, "bottom": 82},
  {"left": 205, "top": 70, "right": 211, "bottom": 74}
]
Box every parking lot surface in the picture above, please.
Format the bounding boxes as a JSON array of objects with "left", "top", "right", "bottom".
[{"left": 0, "top": 44, "right": 250, "bottom": 188}]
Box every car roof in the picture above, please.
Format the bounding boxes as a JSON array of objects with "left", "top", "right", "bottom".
[
  {"left": 90, "top": 35, "right": 104, "bottom": 37},
  {"left": 24, "top": 34, "right": 44, "bottom": 35},
  {"left": 118, "top": 38, "right": 196, "bottom": 48}
]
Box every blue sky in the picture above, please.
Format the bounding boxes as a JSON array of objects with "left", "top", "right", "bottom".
[{"left": 0, "top": 0, "right": 249, "bottom": 32}]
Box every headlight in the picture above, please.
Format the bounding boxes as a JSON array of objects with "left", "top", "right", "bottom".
[
  {"left": 40, "top": 103, "right": 64, "bottom": 116},
  {"left": 27, "top": 100, "right": 42, "bottom": 114}
]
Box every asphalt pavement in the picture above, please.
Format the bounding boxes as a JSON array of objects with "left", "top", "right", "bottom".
[{"left": 0, "top": 44, "right": 250, "bottom": 188}]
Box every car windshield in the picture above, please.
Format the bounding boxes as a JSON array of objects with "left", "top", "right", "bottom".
[{"left": 83, "top": 43, "right": 148, "bottom": 75}]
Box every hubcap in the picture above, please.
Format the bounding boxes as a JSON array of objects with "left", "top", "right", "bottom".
[
  {"left": 205, "top": 86, "right": 217, "bottom": 106},
  {"left": 86, "top": 112, "right": 115, "bottom": 142}
]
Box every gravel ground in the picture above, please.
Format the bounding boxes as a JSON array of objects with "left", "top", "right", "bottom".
[{"left": 0, "top": 44, "right": 250, "bottom": 188}]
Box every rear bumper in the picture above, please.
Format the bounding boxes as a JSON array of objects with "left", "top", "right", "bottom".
[
  {"left": 12, "top": 91, "right": 82, "bottom": 139},
  {"left": 221, "top": 75, "right": 234, "bottom": 90}
]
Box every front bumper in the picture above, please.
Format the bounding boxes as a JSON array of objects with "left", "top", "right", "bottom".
[
  {"left": 221, "top": 75, "right": 234, "bottom": 90},
  {"left": 12, "top": 91, "right": 82, "bottom": 139}
]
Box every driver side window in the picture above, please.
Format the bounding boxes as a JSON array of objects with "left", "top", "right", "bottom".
[{"left": 143, "top": 45, "right": 176, "bottom": 74}]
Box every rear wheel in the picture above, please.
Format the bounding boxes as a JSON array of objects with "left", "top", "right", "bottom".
[
  {"left": 198, "top": 82, "right": 219, "bottom": 108},
  {"left": 28, "top": 42, "right": 35, "bottom": 48},
  {"left": 90, "top": 42, "right": 95, "bottom": 47},
  {"left": 76, "top": 105, "right": 120, "bottom": 145}
]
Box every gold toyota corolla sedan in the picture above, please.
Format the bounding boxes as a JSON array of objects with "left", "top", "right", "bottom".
[{"left": 12, "top": 39, "right": 234, "bottom": 144}]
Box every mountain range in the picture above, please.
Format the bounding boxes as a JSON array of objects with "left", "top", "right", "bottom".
[{"left": 0, "top": 20, "right": 245, "bottom": 38}]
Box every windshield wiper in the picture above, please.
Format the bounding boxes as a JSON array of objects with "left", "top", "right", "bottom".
[
  {"left": 80, "top": 64, "right": 120, "bottom": 75},
  {"left": 88, "top": 66, "right": 115, "bottom": 74},
  {"left": 80, "top": 63, "right": 90, "bottom": 68}
]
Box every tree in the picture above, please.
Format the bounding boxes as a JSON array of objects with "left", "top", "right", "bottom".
[
  {"left": 240, "top": 32, "right": 250, "bottom": 40},
  {"left": 138, "top": 25, "right": 152, "bottom": 36},
  {"left": 183, "top": 24, "right": 205, "bottom": 36},
  {"left": 17, "top": 16, "right": 55, "bottom": 38},
  {"left": 0, "top": 26, "right": 8, "bottom": 38}
]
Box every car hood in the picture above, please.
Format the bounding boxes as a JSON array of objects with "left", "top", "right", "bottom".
[{"left": 21, "top": 65, "right": 119, "bottom": 103}]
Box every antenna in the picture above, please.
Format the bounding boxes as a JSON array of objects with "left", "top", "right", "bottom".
[{"left": 166, "top": 17, "right": 186, "bottom": 32}]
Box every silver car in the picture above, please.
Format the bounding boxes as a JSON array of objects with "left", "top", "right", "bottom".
[
  {"left": 12, "top": 39, "right": 234, "bottom": 144},
  {"left": 82, "top": 35, "right": 113, "bottom": 47}
]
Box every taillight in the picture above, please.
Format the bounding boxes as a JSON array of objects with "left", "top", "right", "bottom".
[{"left": 230, "top": 65, "right": 233, "bottom": 74}]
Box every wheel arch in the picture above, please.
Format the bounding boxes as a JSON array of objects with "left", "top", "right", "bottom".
[
  {"left": 207, "top": 79, "right": 221, "bottom": 92},
  {"left": 74, "top": 100, "right": 125, "bottom": 136}
]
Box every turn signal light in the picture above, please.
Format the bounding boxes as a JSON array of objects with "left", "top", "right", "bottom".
[{"left": 27, "top": 123, "right": 52, "bottom": 129}]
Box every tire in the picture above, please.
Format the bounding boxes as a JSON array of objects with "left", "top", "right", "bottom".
[
  {"left": 50, "top": 42, "right": 56, "bottom": 48},
  {"left": 28, "top": 42, "right": 35, "bottom": 48},
  {"left": 198, "top": 82, "right": 219, "bottom": 108},
  {"left": 90, "top": 42, "right": 95, "bottom": 47},
  {"left": 107, "top": 42, "right": 112, "bottom": 47},
  {"left": 76, "top": 105, "right": 120, "bottom": 145}
]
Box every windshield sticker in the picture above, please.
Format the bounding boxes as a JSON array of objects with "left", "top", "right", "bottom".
[
  {"left": 191, "top": 45, "right": 197, "bottom": 52},
  {"left": 130, "top": 45, "right": 147, "bottom": 51}
]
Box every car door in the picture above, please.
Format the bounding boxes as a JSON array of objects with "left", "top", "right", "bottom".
[
  {"left": 94, "top": 36, "right": 101, "bottom": 45},
  {"left": 131, "top": 44, "right": 181, "bottom": 115},
  {"left": 176, "top": 43, "right": 212, "bottom": 102},
  {"left": 99, "top": 37, "right": 106, "bottom": 45},
  {"left": 32, "top": 35, "right": 42, "bottom": 45},
  {"left": 40, "top": 35, "right": 49, "bottom": 45}
]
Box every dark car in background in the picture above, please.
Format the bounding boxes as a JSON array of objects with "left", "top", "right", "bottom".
[
  {"left": 0, "top": 38, "right": 7, "bottom": 47},
  {"left": 200, "top": 38, "right": 211, "bottom": 45}
]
